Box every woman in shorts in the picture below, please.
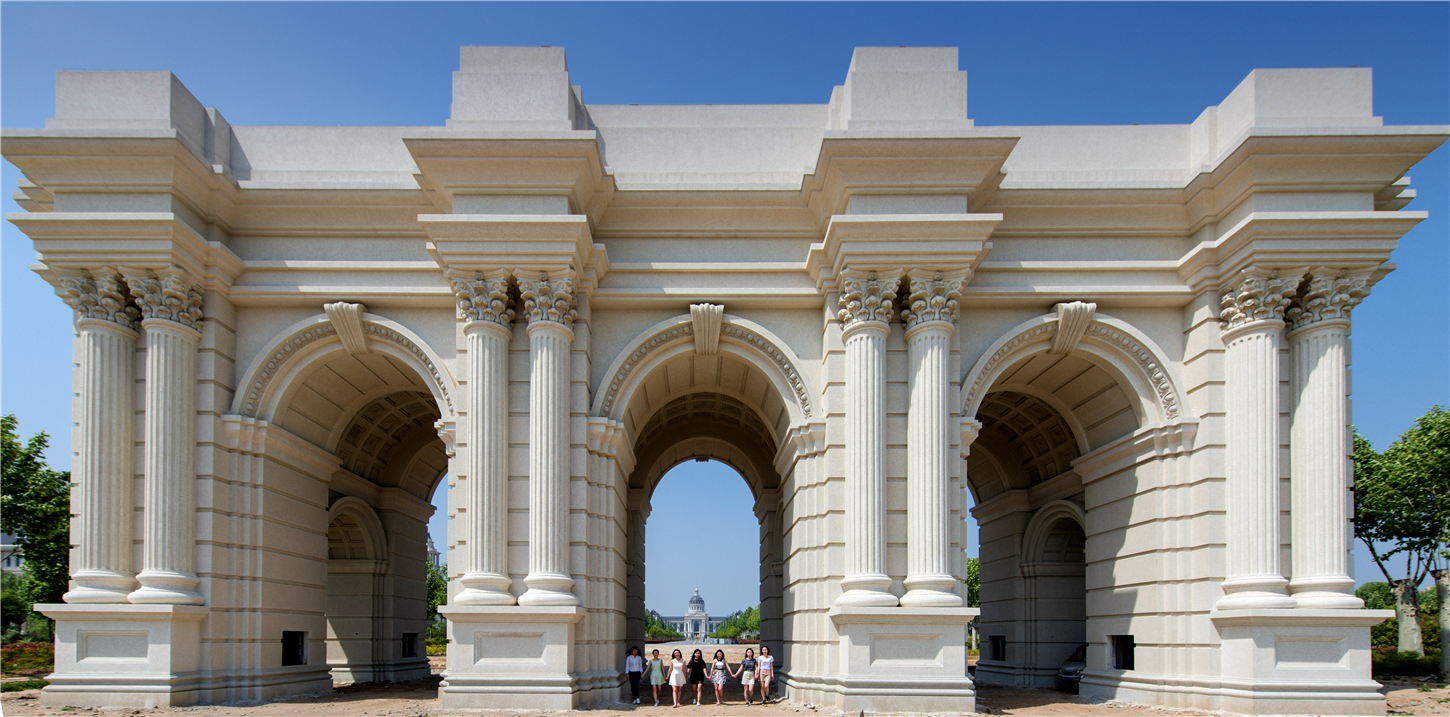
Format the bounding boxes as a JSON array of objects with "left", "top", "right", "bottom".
[
  {"left": 735, "top": 648, "right": 759, "bottom": 704},
  {"left": 757, "top": 645, "right": 775, "bottom": 703}
]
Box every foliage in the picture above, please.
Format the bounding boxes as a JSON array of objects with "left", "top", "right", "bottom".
[
  {"left": 966, "top": 557, "right": 980, "bottom": 608},
  {"left": 1372, "top": 648, "right": 1443, "bottom": 678},
  {"left": 426, "top": 561, "right": 447, "bottom": 623},
  {"left": 645, "top": 609, "right": 682, "bottom": 640},
  {"left": 710, "top": 605, "right": 760, "bottom": 639},
  {"left": 0, "top": 415, "right": 72, "bottom": 608},
  {"left": 426, "top": 642, "right": 446, "bottom": 656},
  {"left": 1, "top": 642, "right": 55, "bottom": 673},
  {"left": 1354, "top": 411, "right": 1450, "bottom": 654},
  {"left": 1361, "top": 584, "right": 1443, "bottom": 650},
  {"left": 1, "top": 679, "right": 49, "bottom": 692}
]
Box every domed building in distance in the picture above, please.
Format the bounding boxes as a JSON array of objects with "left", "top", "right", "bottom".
[{"left": 664, "top": 589, "right": 723, "bottom": 641}]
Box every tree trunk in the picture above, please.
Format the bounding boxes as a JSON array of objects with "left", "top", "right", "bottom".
[
  {"left": 1392, "top": 578, "right": 1425, "bottom": 654},
  {"left": 1432, "top": 569, "right": 1449, "bottom": 679}
]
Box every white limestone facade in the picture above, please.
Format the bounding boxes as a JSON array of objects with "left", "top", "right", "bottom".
[{"left": 5, "top": 46, "right": 1446, "bottom": 715}]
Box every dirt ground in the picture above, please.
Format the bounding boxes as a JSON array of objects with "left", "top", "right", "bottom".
[{"left": 3, "top": 641, "right": 1448, "bottom": 716}]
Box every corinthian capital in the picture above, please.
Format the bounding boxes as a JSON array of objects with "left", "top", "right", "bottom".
[
  {"left": 1286, "top": 270, "right": 1369, "bottom": 331},
  {"left": 1219, "top": 271, "right": 1299, "bottom": 331},
  {"left": 59, "top": 270, "right": 141, "bottom": 330},
  {"left": 451, "top": 270, "right": 514, "bottom": 326},
  {"left": 838, "top": 270, "right": 902, "bottom": 327},
  {"left": 124, "top": 270, "right": 204, "bottom": 329},
  {"left": 517, "top": 271, "right": 577, "bottom": 326},
  {"left": 901, "top": 270, "right": 967, "bottom": 329}
]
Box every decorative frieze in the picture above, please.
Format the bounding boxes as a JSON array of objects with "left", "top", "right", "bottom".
[
  {"left": 901, "top": 271, "right": 965, "bottom": 329},
  {"left": 452, "top": 270, "right": 515, "bottom": 326},
  {"left": 1287, "top": 271, "right": 1368, "bottom": 331},
  {"left": 838, "top": 270, "right": 901, "bottom": 326},
  {"left": 125, "top": 271, "right": 204, "bottom": 328},
  {"left": 59, "top": 271, "right": 140, "bottom": 330},
  {"left": 518, "top": 271, "right": 577, "bottom": 326},
  {"left": 1219, "top": 272, "right": 1299, "bottom": 330}
]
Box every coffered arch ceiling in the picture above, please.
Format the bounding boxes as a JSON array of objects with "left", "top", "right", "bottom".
[
  {"left": 624, "top": 352, "right": 791, "bottom": 500},
  {"left": 967, "top": 352, "right": 1139, "bottom": 503},
  {"left": 275, "top": 351, "right": 447, "bottom": 501}
]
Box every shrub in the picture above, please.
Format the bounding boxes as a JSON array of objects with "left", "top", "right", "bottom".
[
  {"left": 1, "top": 641, "right": 55, "bottom": 673},
  {"left": 426, "top": 643, "right": 446, "bottom": 656},
  {"left": 1372, "top": 648, "right": 1443, "bottom": 678},
  {"left": 1, "top": 678, "right": 48, "bottom": 692}
]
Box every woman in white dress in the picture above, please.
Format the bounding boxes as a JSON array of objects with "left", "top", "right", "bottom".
[{"left": 666, "top": 649, "right": 687, "bottom": 708}]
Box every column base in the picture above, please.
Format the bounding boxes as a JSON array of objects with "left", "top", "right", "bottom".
[
  {"left": 439, "top": 605, "right": 585, "bottom": 710},
  {"left": 36, "top": 603, "right": 211, "bottom": 709},
  {"left": 1216, "top": 575, "right": 1297, "bottom": 610},
  {"left": 827, "top": 606, "right": 978, "bottom": 714},
  {"left": 837, "top": 574, "right": 899, "bottom": 607},
  {"left": 1290, "top": 576, "right": 1364, "bottom": 609},
  {"left": 1209, "top": 608, "right": 1394, "bottom": 716},
  {"left": 62, "top": 570, "right": 136, "bottom": 604},
  {"left": 128, "top": 569, "right": 205, "bottom": 605},
  {"left": 519, "top": 572, "right": 579, "bottom": 606},
  {"left": 455, "top": 572, "right": 517, "bottom": 606},
  {"left": 901, "top": 575, "right": 964, "bottom": 607}
]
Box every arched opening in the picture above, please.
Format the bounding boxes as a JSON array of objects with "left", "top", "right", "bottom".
[
  {"left": 266, "top": 344, "right": 449, "bottom": 686},
  {"left": 968, "top": 348, "right": 1137, "bottom": 688}
]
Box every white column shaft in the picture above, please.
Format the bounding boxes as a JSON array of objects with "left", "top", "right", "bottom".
[
  {"left": 902, "top": 321, "right": 962, "bottom": 606},
  {"left": 458, "top": 321, "right": 514, "bottom": 604},
  {"left": 65, "top": 319, "right": 139, "bottom": 603},
  {"left": 129, "top": 319, "right": 205, "bottom": 605},
  {"left": 1288, "top": 319, "right": 1361, "bottom": 608},
  {"left": 837, "top": 321, "right": 897, "bottom": 607},
  {"left": 1217, "top": 319, "right": 1295, "bottom": 609},
  {"left": 519, "top": 320, "right": 578, "bottom": 606}
]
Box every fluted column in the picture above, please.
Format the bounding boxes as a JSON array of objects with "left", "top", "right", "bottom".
[
  {"left": 1286, "top": 270, "right": 1367, "bottom": 609},
  {"left": 125, "top": 271, "right": 205, "bottom": 605},
  {"left": 836, "top": 269, "right": 900, "bottom": 608},
  {"left": 901, "top": 271, "right": 966, "bottom": 607},
  {"left": 59, "top": 272, "right": 141, "bottom": 603},
  {"left": 1216, "top": 271, "right": 1298, "bottom": 610},
  {"left": 517, "top": 271, "right": 580, "bottom": 607},
  {"left": 453, "top": 270, "right": 517, "bottom": 605}
]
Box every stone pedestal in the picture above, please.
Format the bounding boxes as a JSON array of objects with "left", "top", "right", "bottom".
[
  {"left": 36, "top": 604, "right": 212, "bottom": 708},
  {"left": 828, "top": 607, "right": 979, "bottom": 713},
  {"left": 439, "top": 605, "right": 585, "bottom": 710},
  {"left": 1211, "top": 609, "right": 1393, "bottom": 716}
]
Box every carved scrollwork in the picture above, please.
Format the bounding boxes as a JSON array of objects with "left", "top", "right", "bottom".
[
  {"left": 1081, "top": 323, "right": 1181, "bottom": 420},
  {"left": 451, "top": 271, "right": 514, "bottom": 326},
  {"left": 719, "top": 324, "right": 813, "bottom": 418},
  {"left": 1219, "top": 272, "right": 1299, "bottom": 330},
  {"left": 838, "top": 270, "right": 901, "bottom": 327},
  {"left": 598, "top": 324, "right": 695, "bottom": 416},
  {"left": 518, "top": 272, "right": 577, "bottom": 326},
  {"left": 1286, "top": 272, "right": 1368, "bottom": 331},
  {"left": 902, "top": 271, "right": 965, "bottom": 329},
  {"left": 59, "top": 271, "right": 140, "bottom": 330},
  {"left": 124, "top": 271, "right": 204, "bottom": 329}
]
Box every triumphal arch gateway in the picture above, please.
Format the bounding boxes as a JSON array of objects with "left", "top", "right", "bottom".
[{"left": 5, "top": 46, "right": 1445, "bottom": 715}]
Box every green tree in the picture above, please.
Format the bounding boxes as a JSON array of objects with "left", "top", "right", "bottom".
[
  {"left": 0, "top": 415, "right": 71, "bottom": 610},
  {"left": 965, "top": 557, "right": 980, "bottom": 608},
  {"left": 426, "top": 561, "right": 448, "bottom": 622},
  {"left": 645, "top": 609, "right": 682, "bottom": 640},
  {"left": 1354, "top": 409, "right": 1450, "bottom": 657},
  {"left": 710, "top": 605, "right": 760, "bottom": 639}
]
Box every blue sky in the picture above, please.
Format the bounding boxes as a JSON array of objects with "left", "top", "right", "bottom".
[{"left": 2, "top": 2, "right": 1446, "bottom": 615}]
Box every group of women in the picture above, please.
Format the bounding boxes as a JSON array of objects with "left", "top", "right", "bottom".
[{"left": 623, "top": 645, "right": 777, "bottom": 708}]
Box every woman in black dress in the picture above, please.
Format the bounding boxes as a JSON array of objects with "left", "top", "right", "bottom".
[{"left": 687, "top": 649, "right": 707, "bottom": 705}]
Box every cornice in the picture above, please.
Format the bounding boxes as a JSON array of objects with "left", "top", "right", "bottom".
[
  {"left": 806, "top": 213, "right": 998, "bottom": 292},
  {"left": 800, "top": 133, "right": 1019, "bottom": 221},
  {"left": 12, "top": 211, "right": 242, "bottom": 295},
  {"left": 1177, "top": 211, "right": 1424, "bottom": 291},
  {"left": 401, "top": 131, "right": 615, "bottom": 223},
  {"left": 420, "top": 214, "right": 608, "bottom": 292}
]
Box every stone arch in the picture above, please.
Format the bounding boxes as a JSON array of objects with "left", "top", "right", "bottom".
[
  {"left": 962, "top": 313, "right": 1188, "bottom": 429},
  {"left": 231, "top": 311, "right": 458, "bottom": 422},
  {"left": 592, "top": 314, "right": 813, "bottom": 424},
  {"left": 1021, "top": 500, "right": 1087, "bottom": 568},
  {"left": 326, "top": 496, "right": 389, "bottom": 565}
]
